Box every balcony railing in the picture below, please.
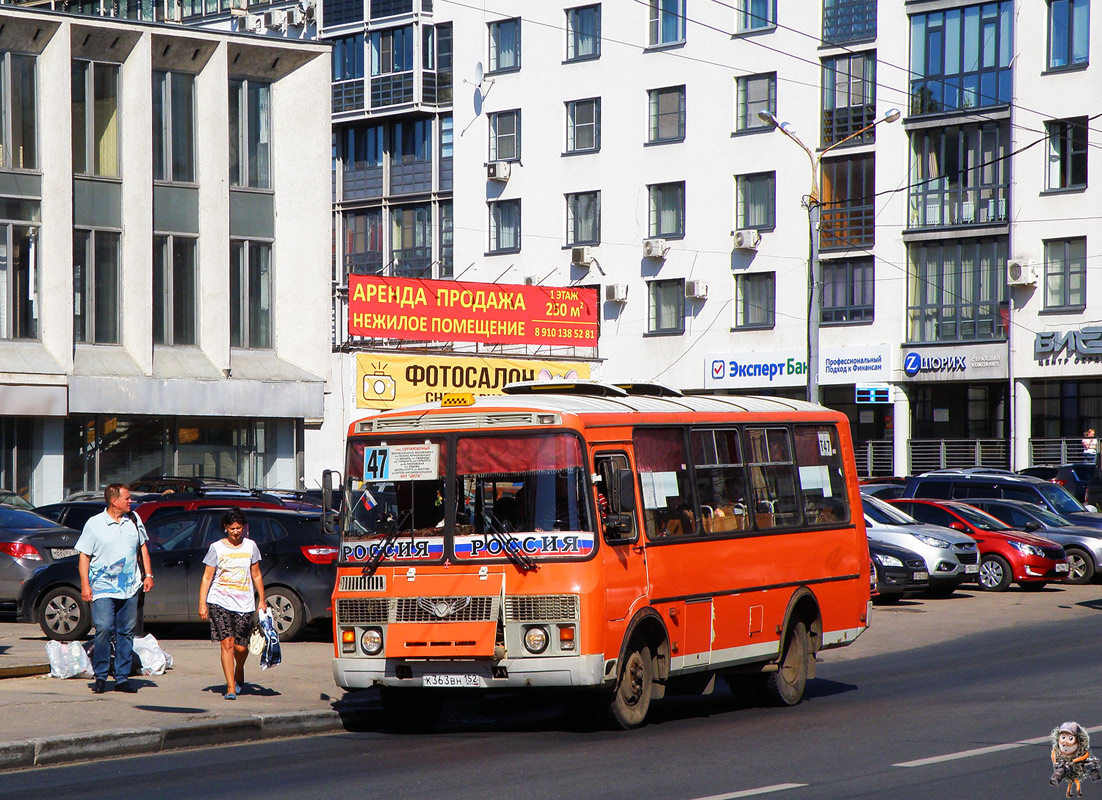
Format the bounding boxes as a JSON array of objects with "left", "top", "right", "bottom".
[
  {"left": 909, "top": 439, "right": 1009, "bottom": 473},
  {"left": 371, "top": 73, "right": 414, "bottom": 108},
  {"left": 820, "top": 202, "right": 874, "bottom": 250},
  {"left": 822, "top": 104, "right": 875, "bottom": 148},
  {"left": 345, "top": 252, "right": 384, "bottom": 275},
  {"left": 907, "top": 187, "right": 1009, "bottom": 229},
  {"left": 391, "top": 246, "right": 432, "bottom": 277},
  {"left": 332, "top": 79, "right": 365, "bottom": 114},
  {"left": 822, "top": 0, "right": 876, "bottom": 45}
]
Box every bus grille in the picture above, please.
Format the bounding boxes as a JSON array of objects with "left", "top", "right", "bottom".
[
  {"left": 505, "top": 595, "right": 579, "bottom": 622},
  {"left": 396, "top": 596, "right": 495, "bottom": 622},
  {"left": 339, "top": 575, "right": 387, "bottom": 592},
  {"left": 336, "top": 598, "right": 389, "bottom": 624}
]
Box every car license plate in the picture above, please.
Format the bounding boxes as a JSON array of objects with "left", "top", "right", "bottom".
[
  {"left": 1056, "top": 563, "right": 1070, "bottom": 573},
  {"left": 965, "top": 564, "right": 979, "bottom": 573},
  {"left": 914, "top": 571, "right": 928, "bottom": 581},
  {"left": 50, "top": 548, "right": 76, "bottom": 559},
  {"left": 423, "top": 674, "right": 480, "bottom": 688}
]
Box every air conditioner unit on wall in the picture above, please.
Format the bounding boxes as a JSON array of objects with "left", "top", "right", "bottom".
[
  {"left": 642, "top": 238, "right": 669, "bottom": 258},
  {"left": 733, "top": 229, "right": 761, "bottom": 250},
  {"left": 486, "top": 161, "right": 511, "bottom": 182},
  {"left": 605, "top": 283, "right": 628, "bottom": 303},
  {"left": 685, "top": 279, "right": 708, "bottom": 300},
  {"left": 1007, "top": 260, "right": 1037, "bottom": 286},
  {"left": 286, "top": 6, "right": 304, "bottom": 26},
  {"left": 571, "top": 245, "right": 593, "bottom": 267}
]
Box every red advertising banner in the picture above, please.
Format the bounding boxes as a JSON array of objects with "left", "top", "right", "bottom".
[{"left": 347, "top": 275, "right": 599, "bottom": 346}]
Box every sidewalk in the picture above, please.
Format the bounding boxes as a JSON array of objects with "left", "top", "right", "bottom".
[
  {"left": 0, "top": 583, "right": 1099, "bottom": 771},
  {"left": 0, "top": 622, "right": 377, "bottom": 771}
]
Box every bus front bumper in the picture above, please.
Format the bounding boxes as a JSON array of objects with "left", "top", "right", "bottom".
[{"left": 333, "top": 653, "right": 607, "bottom": 690}]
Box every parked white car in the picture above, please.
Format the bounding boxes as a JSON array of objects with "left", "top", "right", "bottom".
[{"left": 861, "top": 494, "right": 979, "bottom": 597}]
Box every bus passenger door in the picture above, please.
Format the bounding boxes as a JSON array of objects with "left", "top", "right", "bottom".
[{"left": 595, "top": 453, "right": 648, "bottom": 623}]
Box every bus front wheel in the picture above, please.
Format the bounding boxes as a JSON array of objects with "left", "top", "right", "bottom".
[
  {"left": 764, "top": 621, "right": 811, "bottom": 706},
  {"left": 609, "top": 644, "right": 653, "bottom": 729}
]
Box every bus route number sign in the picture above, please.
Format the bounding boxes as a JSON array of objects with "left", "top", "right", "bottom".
[{"left": 363, "top": 444, "right": 439, "bottom": 481}]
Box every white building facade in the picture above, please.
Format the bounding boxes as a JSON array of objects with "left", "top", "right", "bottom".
[{"left": 0, "top": 7, "right": 331, "bottom": 503}]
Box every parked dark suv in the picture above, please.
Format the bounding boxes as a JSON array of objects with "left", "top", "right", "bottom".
[
  {"left": 18, "top": 508, "right": 337, "bottom": 642},
  {"left": 902, "top": 469, "right": 1102, "bottom": 529}
]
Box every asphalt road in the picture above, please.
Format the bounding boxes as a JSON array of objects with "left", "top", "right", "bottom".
[{"left": 2, "top": 588, "right": 1099, "bottom": 799}]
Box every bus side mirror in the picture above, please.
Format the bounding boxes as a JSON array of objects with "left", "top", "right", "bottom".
[
  {"left": 604, "top": 513, "right": 633, "bottom": 539},
  {"left": 321, "top": 469, "right": 339, "bottom": 535},
  {"left": 617, "top": 469, "right": 636, "bottom": 512}
]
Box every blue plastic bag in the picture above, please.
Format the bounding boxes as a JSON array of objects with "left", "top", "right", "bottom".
[{"left": 258, "top": 607, "right": 281, "bottom": 669}]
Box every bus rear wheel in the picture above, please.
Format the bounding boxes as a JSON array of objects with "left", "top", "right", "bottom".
[
  {"left": 764, "top": 621, "right": 811, "bottom": 706},
  {"left": 609, "top": 644, "right": 653, "bottom": 729}
]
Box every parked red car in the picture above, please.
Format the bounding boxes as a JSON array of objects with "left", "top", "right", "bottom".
[{"left": 888, "top": 498, "right": 1069, "bottom": 591}]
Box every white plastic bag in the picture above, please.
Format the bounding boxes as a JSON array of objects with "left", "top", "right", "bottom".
[
  {"left": 132, "top": 633, "right": 173, "bottom": 676},
  {"left": 46, "top": 640, "right": 92, "bottom": 679}
]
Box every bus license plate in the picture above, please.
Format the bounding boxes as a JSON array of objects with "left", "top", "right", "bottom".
[
  {"left": 1056, "top": 563, "right": 1070, "bottom": 573},
  {"left": 914, "top": 571, "right": 928, "bottom": 581},
  {"left": 965, "top": 564, "right": 979, "bottom": 573},
  {"left": 423, "top": 674, "right": 480, "bottom": 688}
]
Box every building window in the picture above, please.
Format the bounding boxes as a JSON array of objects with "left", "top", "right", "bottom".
[
  {"left": 822, "top": 0, "right": 877, "bottom": 46},
  {"left": 73, "top": 230, "right": 120, "bottom": 345},
  {"left": 648, "top": 182, "right": 685, "bottom": 238},
  {"left": 1044, "top": 237, "right": 1086, "bottom": 310},
  {"left": 439, "top": 202, "right": 453, "bottom": 278},
  {"left": 489, "top": 199, "right": 521, "bottom": 253},
  {"left": 567, "top": 5, "right": 601, "bottom": 61},
  {"left": 648, "top": 278, "right": 685, "bottom": 334},
  {"left": 323, "top": 0, "right": 364, "bottom": 27},
  {"left": 152, "top": 235, "right": 197, "bottom": 346},
  {"left": 735, "top": 172, "right": 775, "bottom": 230},
  {"left": 334, "top": 33, "right": 366, "bottom": 81},
  {"left": 72, "top": 60, "right": 119, "bottom": 178},
  {"left": 153, "top": 71, "right": 195, "bottom": 184},
  {"left": 566, "top": 191, "right": 600, "bottom": 245},
  {"left": 230, "top": 240, "right": 272, "bottom": 349},
  {"left": 821, "top": 53, "right": 875, "bottom": 148},
  {"left": 370, "top": 26, "right": 413, "bottom": 75},
  {"left": 648, "top": 0, "right": 685, "bottom": 46},
  {"left": 229, "top": 79, "right": 270, "bottom": 190},
  {"left": 488, "top": 18, "right": 521, "bottom": 73},
  {"left": 1048, "top": 0, "right": 1089, "bottom": 69},
  {"left": 440, "top": 113, "right": 453, "bottom": 191},
  {"left": 909, "top": 122, "right": 1009, "bottom": 228},
  {"left": 821, "top": 258, "right": 874, "bottom": 323},
  {"left": 907, "top": 237, "right": 1008, "bottom": 343},
  {"left": 0, "top": 225, "right": 38, "bottom": 340},
  {"left": 437, "top": 23, "right": 453, "bottom": 104},
  {"left": 736, "top": 73, "right": 776, "bottom": 132},
  {"left": 344, "top": 208, "right": 384, "bottom": 275},
  {"left": 1046, "top": 117, "right": 1087, "bottom": 190},
  {"left": 0, "top": 53, "right": 37, "bottom": 171},
  {"left": 566, "top": 98, "right": 600, "bottom": 153},
  {"left": 648, "top": 85, "right": 685, "bottom": 143},
  {"left": 737, "top": 0, "right": 775, "bottom": 32},
  {"left": 909, "top": 3, "right": 1013, "bottom": 115},
  {"left": 820, "top": 155, "right": 874, "bottom": 249},
  {"left": 489, "top": 110, "right": 520, "bottom": 161},
  {"left": 735, "top": 272, "right": 775, "bottom": 329},
  {"left": 391, "top": 204, "right": 432, "bottom": 277}
]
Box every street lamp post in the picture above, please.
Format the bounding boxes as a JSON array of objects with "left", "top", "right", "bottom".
[{"left": 757, "top": 107, "right": 900, "bottom": 405}]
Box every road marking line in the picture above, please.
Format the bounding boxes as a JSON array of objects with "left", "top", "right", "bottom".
[
  {"left": 690, "top": 784, "right": 808, "bottom": 799},
  {"left": 894, "top": 726, "right": 1102, "bottom": 769}
]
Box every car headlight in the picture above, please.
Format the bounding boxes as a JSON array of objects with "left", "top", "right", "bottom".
[
  {"left": 1009, "top": 541, "right": 1045, "bottom": 557},
  {"left": 873, "top": 553, "right": 903, "bottom": 567},
  {"left": 523, "top": 626, "right": 549, "bottom": 654},
  {"left": 360, "top": 627, "right": 383, "bottom": 656},
  {"left": 911, "top": 533, "right": 950, "bottom": 548}
]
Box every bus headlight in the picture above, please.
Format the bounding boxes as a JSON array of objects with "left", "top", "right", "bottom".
[
  {"left": 523, "top": 626, "right": 549, "bottom": 654},
  {"left": 361, "top": 627, "right": 383, "bottom": 656}
]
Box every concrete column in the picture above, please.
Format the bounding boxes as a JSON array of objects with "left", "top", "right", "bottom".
[
  {"left": 35, "top": 418, "right": 65, "bottom": 505},
  {"left": 1014, "top": 377, "right": 1032, "bottom": 469},
  {"left": 893, "top": 384, "right": 911, "bottom": 477},
  {"left": 196, "top": 41, "right": 230, "bottom": 369}
]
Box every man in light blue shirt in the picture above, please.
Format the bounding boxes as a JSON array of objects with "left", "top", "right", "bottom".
[{"left": 76, "top": 483, "right": 153, "bottom": 694}]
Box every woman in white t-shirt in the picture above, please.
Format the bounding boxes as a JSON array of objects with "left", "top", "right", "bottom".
[{"left": 198, "top": 508, "right": 265, "bottom": 700}]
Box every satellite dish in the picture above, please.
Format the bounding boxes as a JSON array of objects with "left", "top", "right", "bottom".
[{"left": 474, "top": 61, "right": 484, "bottom": 84}]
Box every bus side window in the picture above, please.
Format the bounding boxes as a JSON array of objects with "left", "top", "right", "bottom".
[
  {"left": 632, "top": 427, "right": 694, "bottom": 539},
  {"left": 794, "top": 425, "right": 850, "bottom": 525},
  {"left": 690, "top": 428, "right": 749, "bottom": 534},
  {"left": 745, "top": 427, "right": 800, "bottom": 528}
]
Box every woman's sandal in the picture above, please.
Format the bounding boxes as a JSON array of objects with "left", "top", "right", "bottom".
[{"left": 224, "top": 692, "right": 236, "bottom": 701}]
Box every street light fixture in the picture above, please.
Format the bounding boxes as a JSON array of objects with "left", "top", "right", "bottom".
[{"left": 757, "top": 107, "right": 900, "bottom": 405}]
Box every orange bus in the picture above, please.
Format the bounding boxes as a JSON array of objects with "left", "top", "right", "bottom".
[{"left": 325, "top": 382, "right": 870, "bottom": 728}]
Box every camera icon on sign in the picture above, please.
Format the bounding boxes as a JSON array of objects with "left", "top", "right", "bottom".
[{"left": 363, "top": 372, "right": 396, "bottom": 401}]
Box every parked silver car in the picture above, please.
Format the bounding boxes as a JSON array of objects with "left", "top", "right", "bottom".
[
  {"left": 965, "top": 498, "right": 1102, "bottom": 585},
  {"left": 861, "top": 495, "right": 979, "bottom": 596}
]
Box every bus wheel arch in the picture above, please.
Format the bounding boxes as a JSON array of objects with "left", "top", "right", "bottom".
[
  {"left": 608, "top": 608, "right": 669, "bottom": 729},
  {"left": 764, "top": 588, "right": 821, "bottom": 707}
]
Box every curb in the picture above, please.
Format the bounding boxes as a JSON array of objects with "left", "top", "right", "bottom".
[
  {"left": 0, "top": 663, "right": 49, "bottom": 680},
  {"left": 0, "top": 707, "right": 368, "bottom": 772}
]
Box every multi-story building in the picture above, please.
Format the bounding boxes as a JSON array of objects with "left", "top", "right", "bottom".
[{"left": 0, "top": 6, "right": 331, "bottom": 502}]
